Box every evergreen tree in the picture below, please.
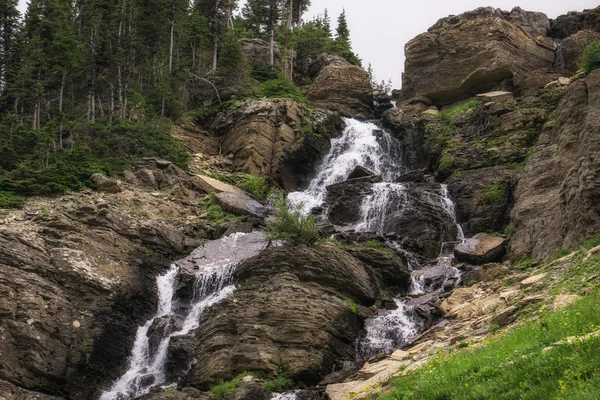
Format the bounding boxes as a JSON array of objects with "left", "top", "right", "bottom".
[
  {"left": 0, "top": 0, "right": 20, "bottom": 92},
  {"left": 333, "top": 9, "right": 360, "bottom": 66}
]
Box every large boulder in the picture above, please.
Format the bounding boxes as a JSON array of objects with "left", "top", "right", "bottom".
[
  {"left": 294, "top": 53, "right": 351, "bottom": 85},
  {"left": 190, "top": 246, "right": 380, "bottom": 387},
  {"left": 239, "top": 38, "right": 281, "bottom": 67},
  {"left": 557, "top": 30, "right": 600, "bottom": 73},
  {"left": 454, "top": 233, "right": 507, "bottom": 264},
  {"left": 401, "top": 13, "right": 555, "bottom": 106},
  {"left": 211, "top": 99, "right": 341, "bottom": 190},
  {"left": 306, "top": 65, "right": 373, "bottom": 118},
  {"left": 510, "top": 69, "right": 600, "bottom": 260}
]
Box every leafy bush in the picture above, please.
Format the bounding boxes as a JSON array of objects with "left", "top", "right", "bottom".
[
  {"left": 580, "top": 40, "right": 600, "bottom": 75},
  {"left": 209, "top": 373, "right": 249, "bottom": 399},
  {"left": 343, "top": 299, "right": 359, "bottom": 315},
  {"left": 265, "top": 202, "right": 320, "bottom": 246},
  {"left": 258, "top": 78, "right": 309, "bottom": 105},
  {"left": 238, "top": 175, "right": 270, "bottom": 202}
]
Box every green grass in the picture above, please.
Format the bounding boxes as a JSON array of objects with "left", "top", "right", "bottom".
[
  {"left": 210, "top": 373, "right": 251, "bottom": 399},
  {"left": 480, "top": 176, "right": 511, "bottom": 205},
  {"left": 265, "top": 201, "right": 321, "bottom": 246},
  {"left": 376, "top": 290, "right": 600, "bottom": 400},
  {"left": 439, "top": 99, "right": 479, "bottom": 122},
  {"left": 263, "top": 371, "right": 295, "bottom": 392}
]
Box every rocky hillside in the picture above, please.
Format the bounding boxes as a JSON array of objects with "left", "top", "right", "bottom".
[{"left": 0, "top": 5, "right": 600, "bottom": 400}]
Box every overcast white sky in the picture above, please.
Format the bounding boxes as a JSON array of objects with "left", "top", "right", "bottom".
[{"left": 17, "top": 0, "right": 600, "bottom": 88}]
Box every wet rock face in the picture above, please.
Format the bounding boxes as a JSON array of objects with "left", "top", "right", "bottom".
[
  {"left": 401, "top": 16, "right": 555, "bottom": 106},
  {"left": 557, "top": 30, "right": 600, "bottom": 73},
  {"left": 211, "top": 99, "right": 341, "bottom": 190},
  {"left": 325, "top": 181, "right": 458, "bottom": 259},
  {"left": 191, "top": 246, "right": 380, "bottom": 387},
  {"left": 510, "top": 69, "right": 600, "bottom": 260},
  {"left": 448, "top": 166, "right": 513, "bottom": 236},
  {"left": 306, "top": 65, "right": 374, "bottom": 118}
]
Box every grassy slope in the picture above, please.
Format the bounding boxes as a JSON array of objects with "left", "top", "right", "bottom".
[{"left": 376, "top": 239, "right": 600, "bottom": 400}]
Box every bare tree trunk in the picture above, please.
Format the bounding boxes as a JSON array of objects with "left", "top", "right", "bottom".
[
  {"left": 212, "top": 40, "right": 218, "bottom": 72},
  {"left": 86, "top": 25, "right": 97, "bottom": 122},
  {"left": 168, "top": 8, "right": 174, "bottom": 73},
  {"left": 59, "top": 72, "right": 65, "bottom": 145},
  {"left": 287, "top": 0, "right": 293, "bottom": 28},
  {"left": 269, "top": 30, "right": 274, "bottom": 65}
]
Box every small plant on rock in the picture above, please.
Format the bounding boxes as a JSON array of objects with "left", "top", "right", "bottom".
[
  {"left": 265, "top": 201, "right": 320, "bottom": 246},
  {"left": 580, "top": 40, "right": 600, "bottom": 75}
]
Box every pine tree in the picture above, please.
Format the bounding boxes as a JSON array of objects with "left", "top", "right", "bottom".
[
  {"left": 335, "top": 9, "right": 350, "bottom": 47},
  {"left": 0, "top": 0, "right": 20, "bottom": 92}
]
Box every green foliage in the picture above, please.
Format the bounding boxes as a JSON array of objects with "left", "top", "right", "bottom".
[
  {"left": 209, "top": 372, "right": 252, "bottom": 399},
  {"left": 516, "top": 258, "right": 535, "bottom": 270},
  {"left": 582, "top": 234, "right": 600, "bottom": 250},
  {"left": 480, "top": 177, "right": 510, "bottom": 205},
  {"left": 265, "top": 202, "right": 321, "bottom": 246},
  {"left": 343, "top": 298, "right": 359, "bottom": 315},
  {"left": 504, "top": 225, "right": 516, "bottom": 235},
  {"left": 0, "top": 120, "right": 188, "bottom": 201},
  {"left": 0, "top": 191, "right": 25, "bottom": 209},
  {"left": 376, "top": 292, "right": 600, "bottom": 400},
  {"left": 551, "top": 248, "right": 572, "bottom": 261},
  {"left": 439, "top": 99, "right": 479, "bottom": 122},
  {"left": 238, "top": 175, "right": 270, "bottom": 202},
  {"left": 258, "top": 76, "right": 309, "bottom": 104},
  {"left": 250, "top": 64, "right": 281, "bottom": 83},
  {"left": 217, "top": 29, "right": 247, "bottom": 74},
  {"left": 263, "top": 371, "right": 295, "bottom": 392},
  {"left": 580, "top": 40, "right": 600, "bottom": 75}
]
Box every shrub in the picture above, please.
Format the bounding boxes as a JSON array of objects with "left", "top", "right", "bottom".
[
  {"left": 343, "top": 299, "right": 359, "bottom": 315},
  {"left": 0, "top": 191, "right": 25, "bottom": 209},
  {"left": 580, "top": 40, "right": 600, "bottom": 75},
  {"left": 263, "top": 371, "right": 294, "bottom": 392},
  {"left": 480, "top": 176, "right": 510, "bottom": 205},
  {"left": 265, "top": 202, "right": 320, "bottom": 246},
  {"left": 259, "top": 78, "right": 309, "bottom": 105},
  {"left": 238, "top": 175, "right": 270, "bottom": 202}
]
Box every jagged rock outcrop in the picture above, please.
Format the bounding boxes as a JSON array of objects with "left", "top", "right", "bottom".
[
  {"left": 401, "top": 11, "right": 555, "bottom": 106},
  {"left": 306, "top": 65, "right": 373, "bottom": 118},
  {"left": 239, "top": 38, "right": 281, "bottom": 67},
  {"left": 454, "top": 233, "right": 507, "bottom": 264},
  {"left": 448, "top": 166, "right": 513, "bottom": 236},
  {"left": 294, "top": 53, "right": 351, "bottom": 86},
  {"left": 191, "top": 245, "right": 380, "bottom": 387},
  {"left": 211, "top": 99, "right": 341, "bottom": 190},
  {"left": 0, "top": 164, "right": 219, "bottom": 399},
  {"left": 557, "top": 30, "right": 600, "bottom": 73},
  {"left": 510, "top": 69, "right": 600, "bottom": 260},
  {"left": 549, "top": 8, "right": 600, "bottom": 39}
]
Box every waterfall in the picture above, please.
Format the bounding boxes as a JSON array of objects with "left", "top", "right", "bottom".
[
  {"left": 354, "top": 182, "right": 407, "bottom": 233},
  {"left": 288, "top": 118, "right": 404, "bottom": 214},
  {"left": 101, "top": 232, "right": 264, "bottom": 400},
  {"left": 357, "top": 299, "right": 419, "bottom": 359},
  {"left": 285, "top": 118, "right": 466, "bottom": 360}
]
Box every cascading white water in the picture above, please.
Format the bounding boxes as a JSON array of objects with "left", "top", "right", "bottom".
[
  {"left": 288, "top": 118, "right": 404, "bottom": 214},
  {"left": 271, "top": 391, "right": 300, "bottom": 400},
  {"left": 101, "top": 232, "right": 262, "bottom": 400},
  {"left": 357, "top": 299, "right": 419, "bottom": 358},
  {"left": 354, "top": 182, "right": 407, "bottom": 233}
]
